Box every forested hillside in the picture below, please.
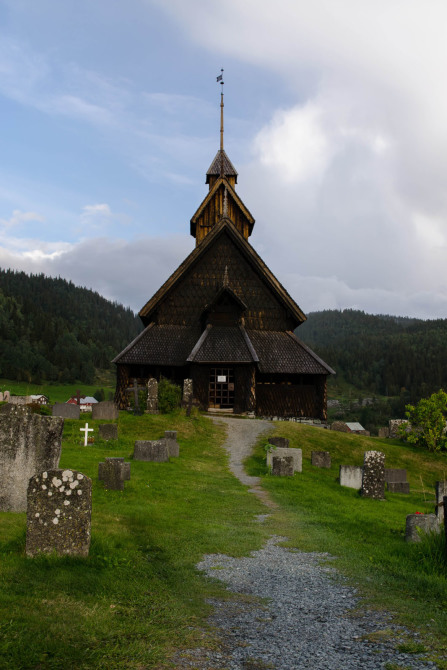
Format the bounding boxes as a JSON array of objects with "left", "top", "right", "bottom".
[
  {"left": 0, "top": 269, "right": 142, "bottom": 384},
  {"left": 297, "top": 309, "right": 447, "bottom": 402}
]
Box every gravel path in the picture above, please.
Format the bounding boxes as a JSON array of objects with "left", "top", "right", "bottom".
[{"left": 172, "top": 417, "right": 439, "bottom": 670}]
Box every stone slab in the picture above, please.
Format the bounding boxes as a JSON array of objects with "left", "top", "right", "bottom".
[
  {"left": 98, "top": 424, "right": 118, "bottom": 441},
  {"left": 133, "top": 440, "right": 169, "bottom": 462},
  {"left": 267, "top": 446, "right": 302, "bottom": 473},
  {"left": 405, "top": 513, "right": 439, "bottom": 542},
  {"left": 387, "top": 482, "right": 410, "bottom": 493},
  {"left": 0, "top": 405, "right": 63, "bottom": 512},
  {"left": 385, "top": 468, "right": 407, "bottom": 483},
  {"left": 26, "top": 469, "right": 92, "bottom": 557},
  {"left": 271, "top": 455, "right": 294, "bottom": 476},
  {"left": 268, "top": 436, "right": 290, "bottom": 449},
  {"left": 164, "top": 431, "right": 179, "bottom": 458},
  {"left": 311, "top": 451, "right": 331, "bottom": 468},
  {"left": 98, "top": 457, "right": 130, "bottom": 490},
  {"left": 92, "top": 401, "right": 119, "bottom": 420},
  {"left": 52, "top": 403, "right": 80, "bottom": 419},
  {"left": 435, "top": 481, "right": 447, "bottom": 524},
  {"left": 339, "top": 465, "right": 363, "bottom": 489}
]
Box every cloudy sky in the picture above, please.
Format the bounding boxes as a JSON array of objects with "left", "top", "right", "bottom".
[{"left": 1, "top": 0, "right": 446, "bottom": 319}]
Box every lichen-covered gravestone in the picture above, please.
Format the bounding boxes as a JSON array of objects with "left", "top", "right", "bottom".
[
  {"left": 0, "top": 405, "right": 64, "bottom": 512},
  {"left": 361, "top": 450, "right": 385, "bottom": 499},
  {"left": 92, "top": 401, "right": 119, "bottom": 420},
  {"left": 133, "top": 440, "right": 169, "bottom": 462},
  {"left": 311, "top": 451, "right": 331, "bottom": 468},
  {"left": 146, "top": 378, "right": 159, "bottom": 414},
  {"left": 271, "top": 455, "right": 294, "bottom": 476},
  {"left": 267, "top": 447, "right": 302, "bottom": 473},
  {"left": 98, "top": 457, "right": 130, "bottom": 490},
  {"left": 182, "top": 379, "right": 193, "bottom": 405},
  {"left": 98, "top": 424, "right": 118, "bottom": 441},
  {"left": 26, "top": 469, "right": 92, "bottom": 557}
]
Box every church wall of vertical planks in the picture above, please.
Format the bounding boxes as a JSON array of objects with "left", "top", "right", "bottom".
[{"left": 113, "top": 91, "right": 334, "bottom": 417}]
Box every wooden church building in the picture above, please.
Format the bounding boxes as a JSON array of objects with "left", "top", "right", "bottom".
[{"left": 114, "top": 93, "right": 334, "bottom": 418}]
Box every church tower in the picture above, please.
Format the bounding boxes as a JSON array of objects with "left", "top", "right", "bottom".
[{"left": 190, "top": 91, "right": 255, "bottom": 245}]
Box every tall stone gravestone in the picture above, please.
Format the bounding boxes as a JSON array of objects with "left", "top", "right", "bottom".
[
  {"left": 339, "top": 465, "right": 363, "bottom": 489},
  {"left": 26, "top": 469, "right": 92, "bottom": 557},
  {"left": 92, "top": 401, "right": 119, "bottom": 420},
  {"left": 435, "top": 481, "right": 447, "bottom": 524},
  {"left": 52, "top": 403, "right": 80, "bottom": 419},
  {"left": 146, "top": 378, "right": 159, "bottom": 414},
  {"left": 98, "top": 457, "right": 130, "bottom": 490},
  {"left": 182, "top": 379, "right": 193, "bottom": 405},
  {"left": 361, "top": 451, "right": 385, "bottom": 499},
  {"left": 0, "top": 405, "right": 63, "bottom": 512}
]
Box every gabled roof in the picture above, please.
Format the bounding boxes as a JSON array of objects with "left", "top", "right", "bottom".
[
  {"left": 206, "top": 149, "right": 238, "bottom": 183},
  {"left": 187, "top": 325, "right": 258, "bottom": 363},
  {"left": 112, "top": 324, "right": 200, "bottom": 366},
  {"left": 190, "top": 176, "right": 255, "bottom": 237},
  {"left": 246, "top": 330, "right": 335, "bottom": 375},
  {"left": 203, "top": 285, "right": 247, "bottom": 316},
  {"left": 139, "top": 218, "right": 307, "bottom": 327}
]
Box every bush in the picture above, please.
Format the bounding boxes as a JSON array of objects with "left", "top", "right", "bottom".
[
  {"left": 158, "top": 378, "right": 181, "bottom": 413},
  {"left": 398, "top": 389, "right": 447, "bottom": 452}
]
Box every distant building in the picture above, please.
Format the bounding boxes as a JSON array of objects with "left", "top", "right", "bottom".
[
  {"left": 29, "top": 394, "right": 49, "bottom": 405},
  {"left": 66, "top": 396, "right": 98, "bottom": 412}
]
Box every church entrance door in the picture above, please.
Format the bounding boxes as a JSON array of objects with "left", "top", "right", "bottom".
[{"left": 209, "top": 367, "right": 234, "bottom": 409}]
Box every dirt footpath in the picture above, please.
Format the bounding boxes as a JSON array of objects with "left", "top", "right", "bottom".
[{"left": 210, "top": 415, "right": 278, "bottom": 509}]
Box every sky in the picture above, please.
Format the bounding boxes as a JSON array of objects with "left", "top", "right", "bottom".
[{"left": 1, "top": 0, "right": 447, "bottom": 320}]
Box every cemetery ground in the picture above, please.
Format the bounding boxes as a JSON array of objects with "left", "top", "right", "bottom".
[{"left": 0, "top": 412, "right": 446, "bottom": 668}]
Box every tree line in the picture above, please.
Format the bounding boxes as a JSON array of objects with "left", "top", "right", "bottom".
[
  {"left": 297, "top": 309, "right": 447, "bottom": 403},
  {"left": 0, "top": 269, "right": 142, "bottom": 384}
]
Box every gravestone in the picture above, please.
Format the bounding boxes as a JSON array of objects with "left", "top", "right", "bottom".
[
  {"left": 98, "top": 457, "right": 130, "bottom": 490},
  {"left": 387, "top": 482, "right": 410, "bottom": 493},
  {"left": 164, "top": 431, "right": 179, "bottom": 457},
  {"left": 331, "top": 421, "right": 349, "bottom": 433},
  {"left": 311, "top": 451, "right": 331, "bottom": 468},
  {"left": 52, "top": 403, "right": 80, "bottom": 419},
  {"left": 267, "top": 447, "right": 302, "bottom": 473},
  {"left": 183, "top": 379, "right": 193, "bottom": 405},
  {"left": 0, "top": 405, "right": 63, "bottom": 512},
  {"left": 134, "top": 440, "right": 169, "bottom": 462},
  {"left": 268, "top": 436, "right": 289, "bottom": 449},
  {"left": 92, "top": 401, "right": 119, "bottom": 420},
  {"left": 361, "top": 450, "right": 385, "bottom": 499},
  {"left": 435, "top": 481, "right": 447, "bottom": 524},
  {"left": 378, "top": 427, "right": 390, "bottom": 438},
  {"left": 98, "top": 424, "right": 118, "bottom": 441},
  {"left": 389, "top": 419, "right": 409, "bottom": 438},
  {"left": 0, "top": 392, "right": 3, "bottom": 402},
  {"left": 80, "top": 422, "right": 93, "bottom": 446},
  {"left": 146, "top": 378, "right": 159, "bottom": 414},
  {"left": 271, "top": 455, "right": 294, "bottom": 476},
  {"left": 339, "top": 465, "right": 363, "bottom": 489},
  {"left": 405, "top": 513, "right": 439, "bottom": 543},
  {"left": 385, "top": 469, "right": 407, "bottom": 483},
  {"left": 26, "top": 469, "right": 92, "bottom": 557}
]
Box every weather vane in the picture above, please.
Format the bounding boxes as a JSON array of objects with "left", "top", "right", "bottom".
[{"left": 216, "top": 68, "right": 224, "bottom": 88}]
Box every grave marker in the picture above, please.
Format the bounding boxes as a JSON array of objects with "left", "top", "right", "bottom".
[
  {"left": 164, "top": 431, "right": 179, "bottom": 458},
  {"left": 146, "top": 378, "right": 159, "bottom": 414},
  {"left": 267, "top": 447, "right": 302, "bottom": 472},
  {"left": 361, "top": 451, "right": 385, "bottom": 499},
  {"left": 92, "top": 401, "right": 119, "bottom": 420},
  {"left": 268, "top": 436, "right": 289, "bottom": 449},
  {"left": 339, "top": 465, "right": 363, "bottom": 489},
  {"left": 435, "top": 481, "right": 447, "bottom": 524},
  {"left": 311, "top": 451, "right": 331, "bottom": 468},
  {"left": 271, "top": 455, "right": 294, "bottom": 476},
  {"left": 80, "top": 423, "right": 94, "bottom": 446},
  {"left": 405, "top": 513, "right": 439, "bottom": 543},
  {"left": 0, "top": 405, "right": 63, "bottom": 512},
  {"left": 52, "top": 403, "right": 80, "bottom": 419},
  {"left": 26, "top": 469, "right": 92, "bottom": 557},
  {"left": 98, "top": 424, "right": 118, "bottom": 441},
  {"left": 98, "top": 457, "right": 130, "bottom": 490},
  {"left": 134, "top": 440, "right": 169, "bottom": 462}
]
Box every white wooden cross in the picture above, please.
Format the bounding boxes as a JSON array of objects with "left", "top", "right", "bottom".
[{"left": 80, "top": 422, "right": 94, "bottom": 446}]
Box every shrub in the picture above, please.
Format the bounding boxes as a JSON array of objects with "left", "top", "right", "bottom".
[
  {"left": 158, "top": 378, "right": 181, "bottom": 413},
  {"left": 398, "top": 389, "right": 447, "bottom": 452}
]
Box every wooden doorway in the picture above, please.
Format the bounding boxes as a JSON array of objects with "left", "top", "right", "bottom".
[{"left": 209, "top": 367, "right": 234, "bottom": 409}]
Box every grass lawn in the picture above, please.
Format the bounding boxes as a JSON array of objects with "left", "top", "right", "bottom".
[
  {"left": 245, "top": 422, "right": 447, "bottom": 668},
  {"left": 0, "top": 410, "right": 269, "bottom": 669},
  {"left": 1, "top": 409, "right": 447, "bottom": 668}
]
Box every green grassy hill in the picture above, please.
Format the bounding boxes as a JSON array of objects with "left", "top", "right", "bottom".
[{"left": 1, "top": 413, "right": 446, "bottom": 667}]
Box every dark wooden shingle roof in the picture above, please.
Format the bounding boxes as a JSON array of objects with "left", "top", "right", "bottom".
[
  {"left": 246, "top": 330, "right": 335, "bottom": 375},
  {"left": 188, "top": 325, "right": 258, "bottom": 363},
  {"left": 112, "top": 324, "right": 199, "bottom": 366},
  {"left": 206, "top": 149, "right": 238, "bottom": 183}
]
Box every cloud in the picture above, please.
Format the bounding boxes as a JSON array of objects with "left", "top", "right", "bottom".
[{"left": 0, "top": 209, "right": 45, "bottom": 228}]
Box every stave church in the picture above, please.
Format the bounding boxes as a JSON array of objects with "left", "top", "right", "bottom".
[{"left": 113, "top": 90, "right": 334, "bottom": 418}]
